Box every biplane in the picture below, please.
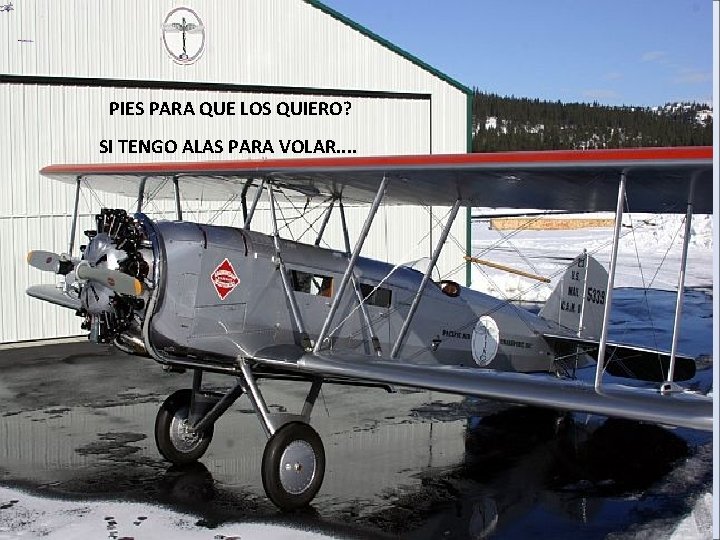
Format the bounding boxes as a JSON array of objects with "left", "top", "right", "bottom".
[{"left": 26, "top": 146, "right": 713, "bottom": 510}]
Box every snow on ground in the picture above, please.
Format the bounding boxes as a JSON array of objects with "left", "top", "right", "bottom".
[
  {"left": 469, "top": 212, "right": 714, "bottom": 540},
  {"left": 668, "top": 492, "right": 714, "bottom": 540},
  {"left": 470, "top": 213, "right": 713, "bottom": 301},
  {"left": 0, "top": 486, "right": 335, "bottom": 540}
]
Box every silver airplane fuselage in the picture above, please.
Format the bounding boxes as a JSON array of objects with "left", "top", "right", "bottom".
[{"left": 143, "top": 219, "right": 561, "bottom": 373}]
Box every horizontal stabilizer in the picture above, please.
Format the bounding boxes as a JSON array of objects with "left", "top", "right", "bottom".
[
  {"left": 250, "top": 353, "right": 712, "bottom": 431},
  {"left": 26, "top": 285, "right": 81, "bottom": 311},
  {"left": 542, "top": 333, "right": 696, "bottom": 382}
]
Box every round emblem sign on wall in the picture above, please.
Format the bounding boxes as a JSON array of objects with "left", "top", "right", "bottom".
[{"left": 162, "top": 7, "right": 205, "bottom": 65}]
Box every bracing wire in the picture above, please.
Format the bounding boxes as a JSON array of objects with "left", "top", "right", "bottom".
[{"left": 208, "top": 193, "right": 238, "bottom": 224}]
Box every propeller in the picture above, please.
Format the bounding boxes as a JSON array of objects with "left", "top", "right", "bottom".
[
  {"left": 29, "top": 249, "right": 142, "bottom": 297},
  {"left": 26, "top": 250, "right": 76, "bottom": 274},
  {"left": 75, "top": 261, "right": 143, "bottom": 297}
]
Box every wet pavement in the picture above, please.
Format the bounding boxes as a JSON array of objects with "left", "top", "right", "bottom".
[{"left": 0, "top": 289, "right": 713, "bottom": 539}]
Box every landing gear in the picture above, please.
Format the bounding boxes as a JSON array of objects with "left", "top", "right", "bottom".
[
  {"left": 155, "top": 389, "right": 214, "bottom": 465},
  {"left": 153, "top": 363, "right": 326, "bottom": 511},
  {"left": 261, "top": 422, "right": 325, "bottom": 511}
]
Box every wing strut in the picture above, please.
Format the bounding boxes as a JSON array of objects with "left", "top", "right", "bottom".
[
  {"left": 665, "top": 173, "right": 697, "bottom": 390},
  {"left": 594, "top": 171, "right": 626, "bottom": 390},
  {"left": 314, "top": 175, "right": 389, "bottom": 354},
  {"left": 67, "top": 175, "right": 82, "bottom": 256},
  {"left": 172, "top": 175, "right": 183, "bottom": 219},
  {"left": 243, "top": 178, "right": 265, "bottom": 230},
  {"left": 390, "top": 199, "right": 461, "bottom": 359},
  {"left": 268, "top": 183, "right": 312, "bottom": 350},
  {"left": 136, "top": 176, "right": 148, "bottom": 213},
  {"left": 240, "top": 179, "right": 251, "bottom": 223},
  {"left": 339, "top": 199, "right": 383, "bottom": 355},
  {"left": 314, "top": 197, "right": 336, "bottom": 247}
]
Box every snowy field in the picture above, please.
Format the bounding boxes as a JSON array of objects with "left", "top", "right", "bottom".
[
  {"left": 470, "top": 213, "right": 713, "bottom": 301},
  {"left": 0, "top": 486, "right": 333, "bottom": 540},
  {"left": 469, "top": 212, "right": 714, "bottom": 540},
  {"left": 0, "top": 212, "right": 714, "bottom": 539}
]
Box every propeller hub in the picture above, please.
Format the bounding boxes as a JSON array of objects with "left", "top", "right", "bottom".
[
  {"left": 80, "top": 232, "right": 127, "bottom": 315},
  {"left": 76, "top": 209, "right": 151, "bottom": 344}
]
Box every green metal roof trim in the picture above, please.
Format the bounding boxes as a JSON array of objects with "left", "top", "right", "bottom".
[{"left": 304, "top": 0, "right": 472, "bottom": 95}]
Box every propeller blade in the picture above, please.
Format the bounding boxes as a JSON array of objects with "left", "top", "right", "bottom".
[
  {"left": 75, "top": 262, "right": 143, "bottom": 297},
  {"left": 27, "top": 250, "right": 61, "bottom": 272},
  {"left": 27, "top": 250, "right": 78, "bottom": 275}
]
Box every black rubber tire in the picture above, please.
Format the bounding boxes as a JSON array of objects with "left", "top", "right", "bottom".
[
  {"left": 155, "top": 389, "right": 214, "bottom": 465},
  {"left": 261, "top": 422, "right": 325, "bottom": 511}
]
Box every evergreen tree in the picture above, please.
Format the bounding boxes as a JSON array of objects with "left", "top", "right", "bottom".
[{"left": 470, "top": 90, "right": 712, "bottom": 152}]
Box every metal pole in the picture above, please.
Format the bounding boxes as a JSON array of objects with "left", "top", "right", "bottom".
[
  {"left": 314, "top": 176, "right": 389, "bottom": 354},
  {"left": 666, "top": 174, "right": 697, "bottom": 385},
  {"left": 429, "top": 206, "right": 433, "bottom": 259},
  {"left": 339, "top": 199, "right": 382, "bottom": 355},
  {"left": 172, "top": 176, "right": 183, "bottom": 220},
  {"left": 188, "top": 368, "right": 203, "bottom": 423},
  {"left": 136, "top": 176, "right": 147, "bottom": 214},
  {"left": 300, "top": 379, "right": 323, "bottom": 419},
  {"left": 191, "top": 384, "right": 244, "bottom": 435},
  {"left": 465, "top": 206, "right": 472, "bottom": 287},
  {"left": 391, "top": 200, "right": 461, "bottom": 359},
  {"left": 314, "top": 198, "right": 336, "bottom": 246},
  {"left": 244, "top": 178, "right": 265, "bottom": 230},
  {"left": 67, "top": 176, "right": 82, "bottom": 256},
  {"left": 238, "top": 359, "right": 275, "bottom": 438},
  {"left": 240, "top": 179, "right": 251, "bottom": 224},
  {"left": 269, "top": 184, "right": 310, "bottom": 347},
  {"left": 577, "top": 250, "right": 589, "bottom": 337},
  {"left": 338, "top": 200, "right": 352, "bottom": 256},
  {"left": 594, "top": 172, "right": 626, "bottom": 390}
]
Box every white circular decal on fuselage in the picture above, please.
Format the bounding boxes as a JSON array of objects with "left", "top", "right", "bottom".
[{"left": 471, "top": 316, "right": 499, "bottom": 367}]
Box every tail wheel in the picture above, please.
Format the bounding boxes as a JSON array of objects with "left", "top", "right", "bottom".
[
  {"left": 261, "top": 422, "right": 325, "bottom": 511},
  {"left": 155, "top": 389, "right": 214, "bottom": 465}
]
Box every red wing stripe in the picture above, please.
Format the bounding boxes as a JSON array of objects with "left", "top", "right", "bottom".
[{"left": 41, "top": 146, "right": 712, "bottom": 176}]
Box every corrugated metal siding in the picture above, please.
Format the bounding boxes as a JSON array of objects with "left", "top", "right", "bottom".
[
  {"left": 0, "top": 0, "right": 467, "bottom": 342},
  {"left": 2, "top": 0, "right": 466, "bottom": 154},
  {"left": 4, "top": 1, "right": 463, "bottom": 95}
]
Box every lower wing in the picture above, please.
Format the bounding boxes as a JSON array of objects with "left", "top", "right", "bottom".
[
  {"left": 26, "top": 284, "right": 81, "bottom": 311},
  {"left": 252, "top": 352, "right": 711, "bottom": 431}
]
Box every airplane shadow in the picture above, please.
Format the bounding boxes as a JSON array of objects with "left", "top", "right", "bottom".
[
  {"left": 351, "top": 405, "right": 696, "bottom": 539},
  {"left": 462, "top": 407, "right": 688, "bottom": 497}
]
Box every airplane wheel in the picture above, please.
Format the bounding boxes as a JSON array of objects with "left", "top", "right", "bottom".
[
  {"left": 155, "top": 389, "right": 214, "bottom": 465},
  {"left": 261, "top": 422, "right": 325, "bottom": 511}
]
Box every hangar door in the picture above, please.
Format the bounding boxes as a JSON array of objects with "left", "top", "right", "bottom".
[{"left": 0, "top": 82, "right": 432, "bottom": 342}]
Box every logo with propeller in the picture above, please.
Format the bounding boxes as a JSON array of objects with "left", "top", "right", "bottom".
[{"left": 162, "top": 7, "right": 205, "bottom": 65}]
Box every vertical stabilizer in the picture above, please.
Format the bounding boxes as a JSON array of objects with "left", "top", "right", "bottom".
[{"left": 539, "top": 252, "right": 608, "bottom": 339}]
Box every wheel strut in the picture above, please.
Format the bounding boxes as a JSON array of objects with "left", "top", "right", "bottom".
[
  {"left": 237, "top": 358, "right": 326, "bottom": 510},
  {"left": 155, "top": 361, "right": 327, "bottom": 510}
]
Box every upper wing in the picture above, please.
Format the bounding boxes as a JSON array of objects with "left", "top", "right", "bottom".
[
  {"left": 41, "top": 146, "right": 712, "bottom": 213},
  {"left": 252, "top": 352, "right": 712, "bottom": 431}
]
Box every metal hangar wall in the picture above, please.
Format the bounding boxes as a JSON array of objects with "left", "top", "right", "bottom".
[{"left": 0, "top": 0, "right": 469, "bottom": 343}]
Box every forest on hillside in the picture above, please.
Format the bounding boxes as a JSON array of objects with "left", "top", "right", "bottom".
[{"left": 471, "top": 90, "right": 713, "bottom": 152}]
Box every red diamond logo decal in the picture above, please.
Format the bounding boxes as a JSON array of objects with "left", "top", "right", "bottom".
[{"left": 211, "top": 258, "right": 240, "bottom": 300}]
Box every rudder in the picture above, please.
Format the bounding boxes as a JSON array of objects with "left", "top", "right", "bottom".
[{"left": 539, "top": 252, "right": 608, "bottom": 340}]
